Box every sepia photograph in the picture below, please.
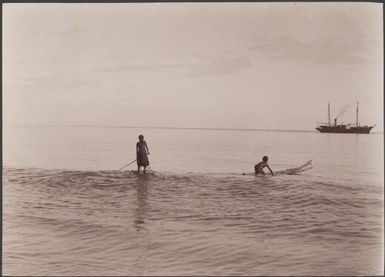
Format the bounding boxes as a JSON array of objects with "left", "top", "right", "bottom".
[{"left": 2, "top": 2, "right": 383, "bottom": 276}]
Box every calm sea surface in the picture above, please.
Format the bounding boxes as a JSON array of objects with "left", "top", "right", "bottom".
[{"left": 3, "top": 125, "right": 384, "bottom": 276}]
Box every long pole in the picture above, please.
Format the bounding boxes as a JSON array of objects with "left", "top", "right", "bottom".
[
  {"left": 328, "top": 102, "right": 331, "bottom": 125},
  {"left": 356, "top": 102, "right": 359, "bottom": 126},
  {"left": 117, "top": 159, "right": 137, "bottom": 172}
]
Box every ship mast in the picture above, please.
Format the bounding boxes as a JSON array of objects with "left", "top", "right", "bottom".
[
  {"left": 328, "top": 102, "right": 331, "bottom": 125},
  {"left": 356, "top": 102, "right": 359, "bottom": 126}
]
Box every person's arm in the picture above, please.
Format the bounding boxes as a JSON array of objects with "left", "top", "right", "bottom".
[
  {"left": 267, "top": 165, "right": 274, "bottom": 176},
  {"left": 145, "top": 141, "right": 150, "bottom": 155}
]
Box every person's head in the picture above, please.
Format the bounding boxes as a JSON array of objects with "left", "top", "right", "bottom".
[
  {"left": 138, "top": 135, "right": 144, "bottom": 141},
  {"left": 263, "top": 156, "right": 268, "bottom": 162}
]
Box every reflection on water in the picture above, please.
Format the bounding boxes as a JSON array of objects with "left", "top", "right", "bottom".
[{"left": 134, "top": 176, "right": 149, "bottom": 231}]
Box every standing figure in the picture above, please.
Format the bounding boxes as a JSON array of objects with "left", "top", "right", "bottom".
[
  {"left": 136, "top": 135, "right": 150, "bottom": 173},
  {"left": 254, "top": 155, "right": 274, "bottom": 176}
]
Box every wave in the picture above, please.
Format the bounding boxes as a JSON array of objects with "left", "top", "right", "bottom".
[
  {"left": 3, "top": 167, "right": 378, "bottom": 210},
  {"left": 3, "top": 167, "right": 383, "bottom": 276}
]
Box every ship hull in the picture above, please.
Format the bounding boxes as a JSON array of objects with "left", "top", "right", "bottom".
[{"left": 316, "top": 126, "right": 373, "bottom": 134}]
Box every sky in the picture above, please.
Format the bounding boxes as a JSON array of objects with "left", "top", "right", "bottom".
[{"left": 3, "top": 2, "right": 383, "bottom": 131}]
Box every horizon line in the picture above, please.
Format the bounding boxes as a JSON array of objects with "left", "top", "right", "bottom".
[
  {"left": 3, "top": 123, "right": 318, "bottom": 133},
  {"left": 3, "top": 123, "right": 383, "bottom": 134}
]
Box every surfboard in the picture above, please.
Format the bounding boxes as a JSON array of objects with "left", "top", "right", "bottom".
[
  {"left": 242, "top": 160, "right": 312, "bottom": 176},
  {"left": 134, "top": 170, "right": 153, "bottom": 175}
]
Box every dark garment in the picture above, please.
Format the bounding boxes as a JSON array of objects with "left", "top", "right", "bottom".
[{"left": 136, "top": 141, "right": 149, "bottom": 166}]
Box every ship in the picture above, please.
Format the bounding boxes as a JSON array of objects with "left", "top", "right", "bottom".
[{"left": 316, "top": 103, "right": 374, "bottom": 134}]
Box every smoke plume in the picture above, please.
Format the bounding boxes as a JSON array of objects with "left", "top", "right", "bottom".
[{"left": 335, "top": 104, "right": 350, "bottom": 119}]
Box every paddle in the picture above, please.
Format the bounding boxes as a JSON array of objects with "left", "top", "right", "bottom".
[{"left": 116, "top": 159, "right": 137, "bottom": 172}]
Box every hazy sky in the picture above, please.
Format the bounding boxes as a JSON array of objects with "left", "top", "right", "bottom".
[{"left": 3, "top": 3, "right": 383, "bottom": 131}]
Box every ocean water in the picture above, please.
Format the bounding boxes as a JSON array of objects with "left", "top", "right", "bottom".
[{"left": 3, "top": 125, "right": 384, "bottom": 276}]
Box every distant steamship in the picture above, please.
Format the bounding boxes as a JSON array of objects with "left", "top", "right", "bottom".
[{"left": 316, "top": 103, "right": 374, "bottom": 134}]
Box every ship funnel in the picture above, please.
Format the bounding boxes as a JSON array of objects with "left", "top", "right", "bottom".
[{"left": 334, "top": 118, "right": 337, "bottom": 126}]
